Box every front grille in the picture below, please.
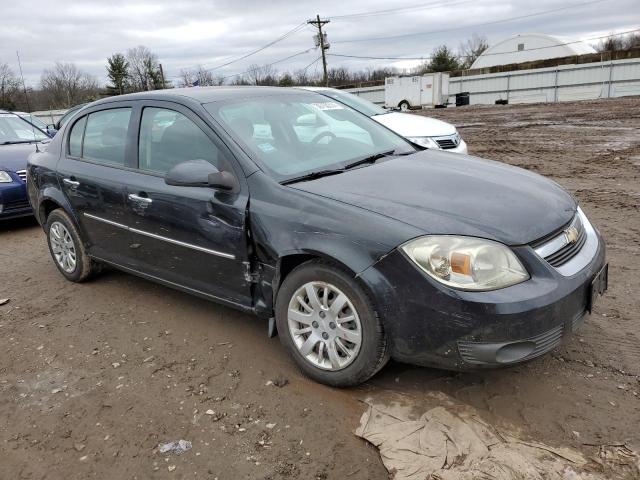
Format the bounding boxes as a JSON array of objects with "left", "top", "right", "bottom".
[
  {"left": 3, "top": 199, "right": 31, "bottom": 212},
  {"left": 532, "top": 213, "right": 587, "bottom": 268},
  {"left": 545, "top": 228, "right": 587, "bottom": 267},
  {"left": 458, "top": 324, "right": 563, "bottom": 365},
  {"left": 434, "top": 134, "right": 460, "bottom": 149},
  {"left": 16, "top": 170, "right": 27, "bottom": 182}
]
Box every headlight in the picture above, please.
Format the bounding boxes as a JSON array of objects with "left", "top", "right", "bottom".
[
  {"left": 407, "top": 136, "right": 439, "bottom": 149},
  {"left": 0, "top": 171, "right": 13, "bottom": 183},
  {"left": 401, "top": 236, "right": 529, "bottom": 291}
]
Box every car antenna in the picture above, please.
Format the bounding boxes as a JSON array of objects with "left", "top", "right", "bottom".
[{"left": 16, "top": 51, "right": 40, "bottom": 153}]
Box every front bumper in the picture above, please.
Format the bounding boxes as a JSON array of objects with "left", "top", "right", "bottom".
[
  {"left": 359, "top": 229, "right": 606, "bottom": 370},
  {"left": 0, "top": 178, "right": 32, "bottom": 220}
]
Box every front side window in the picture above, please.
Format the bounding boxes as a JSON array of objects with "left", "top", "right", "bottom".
[
  {"left": 205, "top": 93, "right": 414, "bottom": 182},
  {"left": 82, "top": 108, "right": 131, "bottom": 166},
  {"left": 138, "top": 107, "right": 220, "bottom": 174}
]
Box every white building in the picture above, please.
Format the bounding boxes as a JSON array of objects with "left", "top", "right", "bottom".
[{"left": 471, "top": 33, "right": 597, "bottom": 69}]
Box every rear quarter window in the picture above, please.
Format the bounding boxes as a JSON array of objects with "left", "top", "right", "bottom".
[{"left": 68, "top": 116, "right": 87, "bottom": 157}]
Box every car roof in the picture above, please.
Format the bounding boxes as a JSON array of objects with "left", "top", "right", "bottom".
[
  {"left": 297, "top": 86, "right": 334, "bottom": 92},
  {"left": 90, "top": 86, "right": 309, "bottom": 108}
]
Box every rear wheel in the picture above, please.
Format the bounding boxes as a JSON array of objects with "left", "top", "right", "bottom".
[
  {"left": 398, "top": 100, "right": 410, "bottom": 111},
  {"left": 45, "top": 209, "right": 98, "bottom": 282},
  {"left": 275, "top": 260, "right": 389, "bottom": 387}
]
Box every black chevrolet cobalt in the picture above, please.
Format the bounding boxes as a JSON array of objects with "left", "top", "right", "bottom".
[{"left": 27, "top": 87, "right": 607, "bottom": 386}]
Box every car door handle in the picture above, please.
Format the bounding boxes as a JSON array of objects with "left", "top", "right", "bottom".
[
  {"left": 128, "top": 193, "right": 153, "bottom": 204},
  {"left": 63, "top": 178, "right": 80, "bottom": 188}
]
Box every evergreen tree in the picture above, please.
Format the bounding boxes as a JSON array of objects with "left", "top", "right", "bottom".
[
  {"left": 429, "top": 45, "right": 460, "bottom": 72},
  {"left": 106, "top": 53, "right": 129, "bottom": 95}
]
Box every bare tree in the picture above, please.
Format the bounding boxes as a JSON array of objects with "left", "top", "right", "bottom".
[
  {"left": 40, "top": 62, "right": 99, "bottom": 108},
  {"left": 293, "top": 68, "right": 311, "bottom": 86},
  {"left": 126, "top": 46, "right": 163, "bottom": 91},
  {"left": 0, "top": 63, "right": 21, "bottom": 110},
  {"left": 459, "top": 33, "right": 489, "bottom": 69},
  {"left": 327, "top": 67, "right": 352, "bottom": 86},
  {"left": 596, "top": 32, "right": 640, "bottom": 52},
  {"left": 245, "top": 63, "right": 278, "bottom": 85},
  {"left": 178, "top": 65, "right": 221, "bottom": 87}
]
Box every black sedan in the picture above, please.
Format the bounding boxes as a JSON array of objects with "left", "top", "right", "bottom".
[{"left": 26, "top": 87, "right": 607, "bottom": 386}]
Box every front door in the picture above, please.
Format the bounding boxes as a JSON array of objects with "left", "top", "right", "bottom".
[
  {"left": 124, "top": 103, "right": 251, "bottom": 306},
  {"left": 57, "top": 106, "right": 137, "bottom": 267}
]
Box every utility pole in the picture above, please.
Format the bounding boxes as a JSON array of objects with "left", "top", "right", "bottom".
[
  {"left": 308, "top": 14, "right": 330, "bottom": 86},
  {"left": 159, "top": 63, "right": 166, "bottom": 89}
]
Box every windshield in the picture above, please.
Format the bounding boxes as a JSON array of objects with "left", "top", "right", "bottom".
[
  {"left": 0, "top": 113, "right": 49, "bottom": 143},
  {"left": 316, "top": 89, "right": 387, "bottom": 116},
  {"left": 206, "top": 93, "right": 413, "bottom": 182},
  {"left": 19, "top": 113, "right": 48, "bottom": 130}
]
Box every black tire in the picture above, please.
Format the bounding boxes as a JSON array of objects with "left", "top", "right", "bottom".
[
  {"left": 275, "top": 260, "right": 389, "bottom": 387},
  {"left": 398, "top": 100, "right": 410, "bottom": 111},
  {"left": 45, "top": 209, "right": 98, "bottom": 282}
]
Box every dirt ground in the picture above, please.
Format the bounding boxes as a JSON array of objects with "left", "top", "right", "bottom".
[{"left": 1, "top": 97, "right": 639, "bottom": 479}]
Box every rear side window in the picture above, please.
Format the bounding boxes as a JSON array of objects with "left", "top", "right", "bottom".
[
  {"left": 68, "top": 116, "right": 86, "bottom": 157},
  {"left": 82, "top": 108, "right": 132, "bottom": 166},
  {"left": 138, "top": 107, "right": 220, "bottom": 174}
]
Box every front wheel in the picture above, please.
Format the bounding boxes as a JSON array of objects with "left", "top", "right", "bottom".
[{"left": 275, "top": 260, "right": 389, "bottom": 387}]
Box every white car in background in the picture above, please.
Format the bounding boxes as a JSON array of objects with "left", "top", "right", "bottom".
[{"left": 299, "top": 87, "right": 468, "bottom": 154}]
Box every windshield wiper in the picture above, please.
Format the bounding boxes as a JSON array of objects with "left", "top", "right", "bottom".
[
  {"left": 281, "top": 168, "right": 347, "bottom": 185},
  {"left": 281, "top": 150, "right": 401, "bottom": 186},
  {"left": 1, "top": 140, "right": 39, "bottom": 145},
  {"left": 342, "top": 150, "right": 397, "bottom": 170}
]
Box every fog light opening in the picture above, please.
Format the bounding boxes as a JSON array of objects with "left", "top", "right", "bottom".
[{"left": 495, "top": 341, "right": 536, "bottom": 363}]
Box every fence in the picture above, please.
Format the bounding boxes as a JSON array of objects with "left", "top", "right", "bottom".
[
  {"left": 449, "top": 58, "right": 640, "bottom": 105},
  {"left": 343, "top": 85, "right": 385, "bottom": 105},
  {"left": 345, "top": 58, "right": 640, "bottom": 107}
]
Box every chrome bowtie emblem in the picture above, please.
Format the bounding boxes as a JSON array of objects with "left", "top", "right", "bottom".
[{"left": 564, "top": 226, "right": 579, "bottom": 244}]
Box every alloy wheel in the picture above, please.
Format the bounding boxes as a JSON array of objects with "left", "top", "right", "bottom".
[
  {"left": 287, "top": 281, "right": 362, "bottom": 371},
  {"left": 49, "top": 221, "right": 77, "bottom": 273}
]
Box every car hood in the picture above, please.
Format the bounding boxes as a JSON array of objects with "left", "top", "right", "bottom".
[
  {"left": 373, "top": 112, "right": 457, "bottom": 137},
  {"left": 291, "top": 151, "right": 576, "bottom": 245},
  {"left": 0, "top": 143, "right": 40, "bottom": 172}
]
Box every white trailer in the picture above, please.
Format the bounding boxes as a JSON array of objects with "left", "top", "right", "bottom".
[{"left": 384, "top": 73, "right": 450, "bottom": 110}]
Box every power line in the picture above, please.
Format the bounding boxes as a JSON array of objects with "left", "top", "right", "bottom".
[
  {"left": 302, "top": 55, "right": 323, "bottom": 73},
  {"left": 200, "top": 22, "right": 308, "bottom": 72},
  {"left": 327, "top": 29, "right": 640, "bottom": 62},
  {"left": 332, "top": 0, "right": 475, "bottom": 20},
  {"left": 332, "top": 0, "right": 609, "bottom": 44},
  {"left": 220, "top": 48, "right": 315, "bottom": 81}
]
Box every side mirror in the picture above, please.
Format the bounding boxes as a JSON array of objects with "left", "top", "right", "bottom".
[
  {"left": 208, "top": 170, "right": 238, "bottom": 191},
  {"left": 165, "top": 160, "right": 238, "bottom": 191},
  {"left": 46, "top": 123, "right": 56, "bottom": 130}
]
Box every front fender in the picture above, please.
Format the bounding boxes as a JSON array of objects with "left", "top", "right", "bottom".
[{"left": 246, "top": 171, "right": 422, "bottom": 317}]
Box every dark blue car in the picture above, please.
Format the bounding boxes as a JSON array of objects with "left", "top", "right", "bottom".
[{"left": 0, "top": 112, "right": 49, "bottom": 220}]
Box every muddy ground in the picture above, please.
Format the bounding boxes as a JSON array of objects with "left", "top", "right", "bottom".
[{"left": 1, "top": 97, "right": 639, "bottom": 479}]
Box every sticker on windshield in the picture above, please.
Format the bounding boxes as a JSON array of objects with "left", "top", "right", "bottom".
[
  {"left": 257, "top": 142, "right": 276, "bottom": 153},
  {"left": 310, "top": 102, "right": 344, "bottom": 111}
]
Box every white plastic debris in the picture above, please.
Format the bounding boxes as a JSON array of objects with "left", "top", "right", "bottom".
[
  {"left": 0, "top": 299, "right": 9, "bottom": 306},
  {"left": 158, "top": 439, "right": 192, "bottom": 455}
]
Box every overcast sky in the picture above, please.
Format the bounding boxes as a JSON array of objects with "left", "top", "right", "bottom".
[{"left": 1, "top": 0, "right": 638, "bottom": 87}]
